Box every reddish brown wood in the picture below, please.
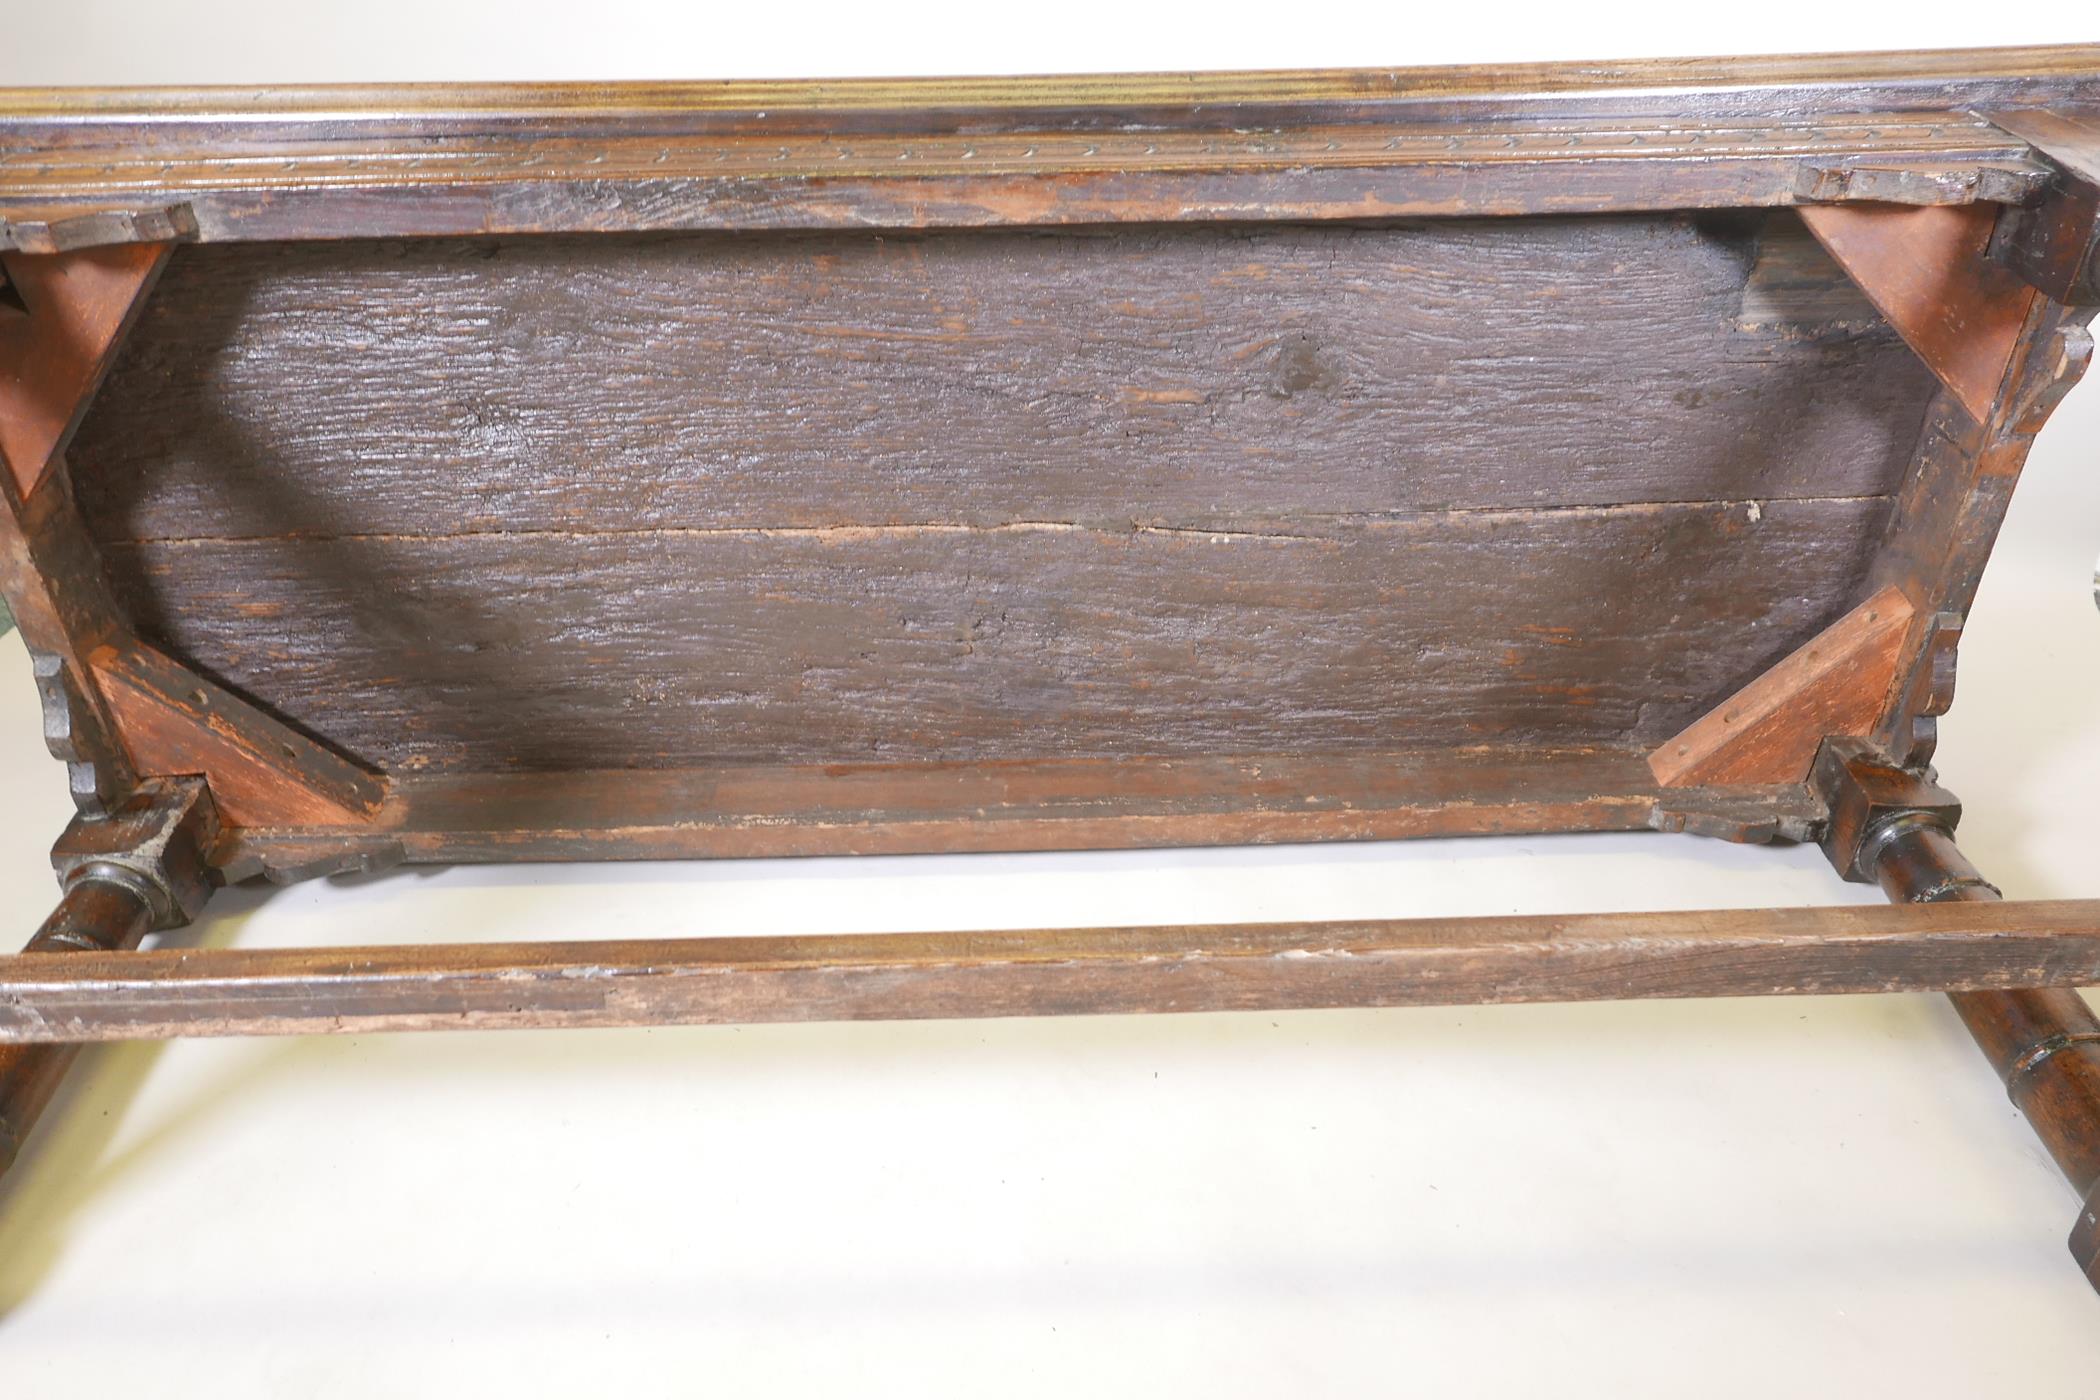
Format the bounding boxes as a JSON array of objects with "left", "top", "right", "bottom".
[
  {"left": 1, "top": 48, "right": 2094, "bottom": 240},
  {"left": 201, "top": 749, "right": 1833, "bottom": 882},
  {"left": 1865, "top": 302, "right": 2094, "bottom": 763},
  {"left": 0, "top": 242, "right": 169, "bottom": 498},
  {"left": 0, "top": 777, "right": 216, "bottom": 1181},
  {"left": 1812, "top": 740, "right": 2100, "bottom": 1293},
  {"left": 89, "top": 641, "right": 383, "bottom": 828},
  {"left": 0, "top": 468, "right": 139, "bottom": 814},
  {"left": 1861, "top": 816, "right": 2100, "bottom": 1295},
  {"left": 0, "top": 879, "right": 154, "bottom": 1172},
  {"left": 1649, "top": 585, "right": 1914, "bottom": 786},
  {"left": 1798, "top": 201, "right": 2039, "bottom": 422},
  {"left": 5, "top": 897, "right": 2100, "bottom": 1043}
]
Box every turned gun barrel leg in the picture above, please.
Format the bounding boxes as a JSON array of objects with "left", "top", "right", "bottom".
[
  {"left": 0, "top": 878, "right": 156, "bottom": 1175},
  {"left": 0, "top": 778, "right": 218, "bottom": 1181},
  {"left": 1866, "top": 817, "right": 2100, "bottom": 1290}
]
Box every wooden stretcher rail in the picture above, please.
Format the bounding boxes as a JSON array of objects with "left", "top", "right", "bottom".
[{"left": 4, "top": 897, "right": 2100, "bottom": 1042}]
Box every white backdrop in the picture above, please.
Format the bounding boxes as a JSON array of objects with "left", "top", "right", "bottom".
[{"left": 2, "top": 7, "right": 2099, "bottom": 1395}]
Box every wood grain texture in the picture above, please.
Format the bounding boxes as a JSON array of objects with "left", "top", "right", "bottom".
[
  {"left": 1863, "top": 817, "right": 2100, "bottom": 1294},
  {"left": 68, "top": 217, "right": 1934, "bottom": 540},
  {"left": 2, "top": 47, "right": 2096, "bottom": 238},
  {"left": 0, "top": 243, "right": 169, "bottom": 498},
  {"left": 1650, "top": 584, "right": 1914, "bottom": 786},
  {"left": 1865, "top": 310, "right": 2097, "bottom": 760},
  {"left": 96, "top": 498, "right": 1892, "bottom": 774},
  {"left": 0, "top": 467, "right": 139, "bottom": 813},
  {"left": 5, "top": 897, "right": 2100, "bottom": 1042},
  {"left": 10, "top": 46, "right": 2099, "bottom": 130},
  {"left": 89, "top": 641, "right": 383, "bottom": 827},
  {"left": 1988, "top": 108, "right": 2100, "bottom": 303},
  {"left": 207, "top": 751, "right": 1826, "bottom": 879},
  {"left": 0, "top": 126, "right": 2049, "bottom": 241},
  {"left": 60, "top": 216, "right": 1921, "bottom": 780},
  {"left": 1799, "top": 201, "right": 2039, "bottom": 422},
  {"left": 9, "top": 64, "right": 2086, "bottom": 878},
  {"left": 0, "top": 879, "right": 155, "bottom": 1170}
]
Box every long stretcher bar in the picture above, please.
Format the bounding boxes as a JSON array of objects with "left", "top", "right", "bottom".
[{"left": 4, "top": 897, "right": 2100, "bottom": 1042}]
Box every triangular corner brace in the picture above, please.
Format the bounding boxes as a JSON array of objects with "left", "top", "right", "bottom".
[
  {"left": 0, "top": 240, "right": 173, "bottom": 501},
  {"left": 1798, "top": 201, "right": 2038, "bottom": 424},
  {"left": 88, "top": 641, "right": 387, "bottom": 829},
  {"left": 1649, "top": 584, "right": 1916, "bottom": 788}
]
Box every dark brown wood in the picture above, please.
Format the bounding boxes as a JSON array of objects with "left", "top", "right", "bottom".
[
  {"left": 68, "top": 218, "right": 1934, "bottom": 538},
  {"left": 1811, "top": 738, "right": 2100, "bottom": 1293},
  {"left": 94, "top": 497, "right": 1894, "bottom": 776},
  {"left": 0, "top": 879, "right": 154, "bottom": 1173},
  {"left": 1, "top": 48, "right": 2095, "bottom": 240},
  {"left": 1864, "top": 815, "right": 2100, "bottom": 1295},
  {"left": 0, "top": 241, "right": 178, "bottom": 815},
  {"left": 59, "top": 216, "right": 1918, "bottom": 799},
  {"left": 0, "top": 777, "right": 215, "bottom": 1180},
  {"left": 1, "top": 52, "right": 2099, "bottom": 1299},
  {"left": 6, "top": 897, "right": 2100, "bottom": 1043},
  {"left": 1865, "top": 312, "right": 2096, "bottom": 764},
  {"left": 0, "top": 205, "right": 196, "bottom": 257},
  {"left": 1, "top": 59, "right": 2087, "bottom": 878},
  {"left": 0, "top": 63, "right": 2084, "bottom": 872},
  {"left": 206, "top": 749, "right": 1829, "bottom": 879},
  {"left": 1988, "top": 108, "right": 2100, "bottom": 304},
  {"left": 1812, "top": 736, "right": 1965, "bottom": 883}
]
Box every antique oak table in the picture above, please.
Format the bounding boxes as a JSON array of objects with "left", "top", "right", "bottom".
[{"left": 3, "top": 45, "right": 2100, "bottom": 1290}]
